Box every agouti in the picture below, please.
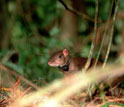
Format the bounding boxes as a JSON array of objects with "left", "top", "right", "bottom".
[{"left": 48, "top": 48, "right": 101, "bottom": 76}]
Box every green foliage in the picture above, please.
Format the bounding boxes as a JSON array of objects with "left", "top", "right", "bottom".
[
  {"left": 119, "top": 0, "right": 124, "bottom": 10},
  {"left": 1, "top": 0, "right": 64, "bottom": 86}
]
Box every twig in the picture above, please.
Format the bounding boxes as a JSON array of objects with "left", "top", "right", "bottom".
[
  {"left": 102, "top": 0, "right": 118, "bottom": 68},
  {"left": 84, "top": 0, "right": 98, "bottom": 70},
  {"left": 94, "top": 0, "right": 115, "bottom": 68},
  {"left": 97, "top": 97, "right": 124, "bottom": 107},
  {"left": 1, "top": 77, "right": 21, "bottom": 92},
  {"left": 0, "top": 92, "right": 9, "bottom": 98},
  {"left": 0, "top": 64, "right": 40, "bottom": 90},
  {"left": 0, "top": 97, "right": 13, "bottom": 105},
  {"left": 21, "top": 87, "right": 32, "bottom": 97},
  {"left": 58, "top": 0, "right": 96, "bottom": 22}
]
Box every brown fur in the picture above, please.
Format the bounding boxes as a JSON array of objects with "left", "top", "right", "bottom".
[{"left": 48, "top": 49, "right": 101, "bottom": 76}]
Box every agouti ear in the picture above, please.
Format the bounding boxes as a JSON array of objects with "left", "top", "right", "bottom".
[{"left": 63, "top": 49, "right": 69, "bottom": 57}]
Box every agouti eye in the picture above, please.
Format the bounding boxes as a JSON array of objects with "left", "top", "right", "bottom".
[{"left": 59, "top": 55, "right": 62, "bottom": 58}]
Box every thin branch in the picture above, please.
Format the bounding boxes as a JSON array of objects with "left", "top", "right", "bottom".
[
  {"left": 0, "top": 92, "right": 9, "bottom": 98},
  {"left": 58, "top": 0, "right": 96, "bottom": 22},
  {"left": 97, "top": 97, "right": 124, "bottom": 107},
  {"left": 0, "top": 64, "right": 40, "bottom": 90},
  {"left": 84, "top": 0, "right": 98, "bottom": 70},
  {"left": 94, "top": 0, "right": 115, "bottom": 68},
  {"left": 102, "top": 0, "right": 118, "bottom": 68}
]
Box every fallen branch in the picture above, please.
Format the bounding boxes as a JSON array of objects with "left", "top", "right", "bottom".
[{"left": 0, "top": 64, "right": 40, "bottom": 90}]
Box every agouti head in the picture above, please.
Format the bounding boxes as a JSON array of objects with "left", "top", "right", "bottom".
[{"left": 48, "top": 49, "right": 70, "bottom": 67}]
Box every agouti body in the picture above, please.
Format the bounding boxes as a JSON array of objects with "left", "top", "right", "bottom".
[{"left": 48, "top": 49, "right": 101, "bottom": 76}]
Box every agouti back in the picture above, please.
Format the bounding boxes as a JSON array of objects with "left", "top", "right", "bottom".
[{"left": 48, "top": 48, "right": 101, "bottom": 76}]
